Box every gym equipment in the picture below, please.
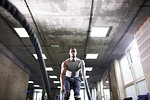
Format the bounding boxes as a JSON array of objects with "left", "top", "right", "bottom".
[
  {"left": 81, "top": 60, "right": 91, "bottom": 100},
  {"left": 60, "top": 92, "right": 65, "bottom": 100},
  {"left": 0, "top": 0, "right": 52, "bottom": 100}
]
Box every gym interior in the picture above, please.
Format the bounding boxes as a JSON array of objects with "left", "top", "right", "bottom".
[{"left": 0, "top": 0, "right": 150, "bottom": 100}]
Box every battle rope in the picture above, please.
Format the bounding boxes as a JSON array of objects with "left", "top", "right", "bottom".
[
  {"left": 81, "top": 60, "right": 92, "bottom": 100},
  {"left": 0, "top": 0, "right": 52, "bottom": 100}
]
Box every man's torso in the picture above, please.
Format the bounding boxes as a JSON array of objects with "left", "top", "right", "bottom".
[{"left": 65, "top": 58, "right": 81, "bottom": 77}]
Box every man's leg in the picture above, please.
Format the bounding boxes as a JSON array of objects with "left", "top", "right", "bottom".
[
  {"left": 73, "top": 77, "right": 81, "bottom": 100},
  {"left": 64, "top": 77, "right": 70, "bottom": 100}
]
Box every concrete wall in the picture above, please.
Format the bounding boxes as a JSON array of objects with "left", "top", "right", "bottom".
[
  {"left": 135, "top": 17, "right": 150, "bottom": 93},
  {"left": 114, "top": 60, "right": 125, "bottom": 100},
  {"left": 0, "top": 43, "right": 29, "bottom": 100}
]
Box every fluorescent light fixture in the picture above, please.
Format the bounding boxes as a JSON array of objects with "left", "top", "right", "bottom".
[
  {"left": 90, "top": 27, "right": 109, "bottom": 37},
  {"left": 86, "top": 76, "right": 90, "bottom": 78},
  {"left": 57, "top": 86, "right": 61, "bottom": 88},
  {"left": 81, "top": 86, "right": 85, "bottom": 88},
  {"left": 51, "top": 45, "right": 59, "bottom": 48},
  {"left": 33, "top": 54, "right": 47, "bottom": 59},
  {"left": 34, "top": 85, "right": 40, "bottom": 87},
  {"left": 53, "top": 81, "right": 60, "bottom": 83},
  {"left": 82, "top": 76, "right": 90, "bottom": 79},
  {"left": 14, "top": 28, "right": 29, "bottom": 37},
  {"left": 85, "top": 67, "right": 93, "bottom": 71},
  {"left": 106, "top": 81, "right": 109, "bottom": 83},
  {"left": 46, "top": 67, "right": 53, "bottom": 71},
  {"left": 28, "top": 81, "right": 34, "bottom": 84},
  {"left": 86, "top": 54, "right": 98, "bottom": 59},
  {"left": 49, "top": 76, "right": 57, "bottom": 78},
  {"left": 34, "top": 89, "right": 42, "bottom": 92},
  {"left": 103, "top": 86, "right": 107, "bottom": 88}
]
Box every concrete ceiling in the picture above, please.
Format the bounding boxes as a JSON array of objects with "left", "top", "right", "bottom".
[{"left": 0, "top": 0, "right": 150, "bottom": 89}]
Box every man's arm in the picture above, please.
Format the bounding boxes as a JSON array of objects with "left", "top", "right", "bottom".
[{"left": 60, "top": 61, "right": 67, "bottom": 93}]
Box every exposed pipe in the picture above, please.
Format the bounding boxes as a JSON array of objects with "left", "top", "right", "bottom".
[
  {"left": 140, "top": 5, "right": 150, "bottom": 7},
  {"left": 102, "top": 0, "right": 148, "bottom": 65},
  {"left": 83, "top": 0, "right": 94, "bottom": 58},
  {"left": 0, "top": 0, "right": 52, "bottom": 100},
  {"left": 24, "top": 0, "right": 55, "bottom": 66}
]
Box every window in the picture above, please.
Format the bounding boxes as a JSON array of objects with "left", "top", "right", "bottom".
[
  {"left": 33, "top": 89, "right": 43, "bottom": 100},
  {"left": 137, "top": 80, "right": 148, "bottom": 95},
  {"left": 118, "top": 40, "right": 148, "bottom": 99},
  {"left": 129, "top": 41, "right": 144, "bottom": 78},
  {"left": 120, "top": 56, "right": 133, "bottom": 85},
  {"left": 125, "top": 85, "right": 137, "bottom": 100},
  {"left": 91, "top": 88, "right": 96, "bottom": 100}
]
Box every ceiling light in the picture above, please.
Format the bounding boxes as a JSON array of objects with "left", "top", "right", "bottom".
[
  {"left": 14, "top": 28, "right": 29, "bottom": 37},
  {"left": 82, "top": 76, "right": 90, "bottom": 79},
  {"left": 90, "top": 27, "right": 109, "bottom": 37},
  {"left": 28, "top": 81, "right": 34, "bottom": 84},
  {"left": 34, "top": 89, "right": 42, "bottom": 92},
  {"left": 103, "top": 86, "right": 107, "bottom": 88},
  {"left": 86, "top": 76, "right": 90, "bottom": 78},
  {"left": 53, "top": 81, "right": 60, "bottom": 83},
  {"left": 51, "top": 45, "right": 59, "bottom": 48},
  {"left": 46, "top": 67, "right": 53, "bottom": 71},
  {"left": 33, "top": 54, "right": 47, "bottom": 59},
  {"left": 81, "top": 86, "right": 85, "bottom": 88},
  {"left": 57, "top": 86, "right": 61, "bottom": 88},
  {"left": 106, "top": 81, "right": 109, "bottom": 83},
  {"left": 34, "top": 85, "right": 40, "bottom": 87},
  {"left": 86, "top": 54, "right": 98, "bottom": 59},
  {"left": 85, "top": 67, "right": 93, "bottom": 71},
  {"left": 49, "top": 76, "right": 57, "bottom": 78}
]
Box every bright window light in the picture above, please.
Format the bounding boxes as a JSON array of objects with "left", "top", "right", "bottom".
[
  {"left": 90, "top": 27, "right": 109, "bottom": 37},
  {"left": 28, "top": 81, "right": 34, "bottom": 84},
  {"left": 53, "top": 81, "right": 60, "bottom": 83},
  {"left": 86, "top": 54, "right": 98, "bottom": 59},
  {"left": 49, "top": 76, "right": 57, "bottom": 78},
  {"left": 34, "top": 85, "right": 40, "bottom": 87},
  {"left": 46, "top": 67, "right": 53, "bottom": 71},
  {"left": 81, "top": 81, "right": 84, "bottom": 83},
  {"left": 14, "top": 28, "right": 29, "bottom": 37},
  {"left": 85, "top": 67, "right": 93, "bottom": 71},
  {"left": 33, "top": 54, "right": 47, "bottom": 59}
]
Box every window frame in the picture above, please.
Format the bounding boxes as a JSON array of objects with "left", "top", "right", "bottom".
[{"left": 119, "top": 40, "right": 147, "bottom": 98}]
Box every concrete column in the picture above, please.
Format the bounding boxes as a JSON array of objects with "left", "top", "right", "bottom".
[
  {"left": 0, "top": 43, "right": 29, "bottom": 100},
  {"left": 96, "top": 81, "right": 101, "bottom": 100}
]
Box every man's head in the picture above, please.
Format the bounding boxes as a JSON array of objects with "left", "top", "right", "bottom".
[{"left": 69, "top": 47, "right": 77, "bottom": 58}]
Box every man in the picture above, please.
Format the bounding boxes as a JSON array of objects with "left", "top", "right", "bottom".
[{"left": 60, "top": 47, "right": 84, "bottom": 100}]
